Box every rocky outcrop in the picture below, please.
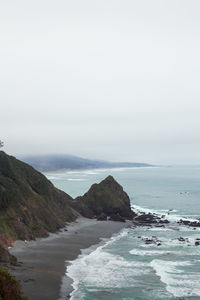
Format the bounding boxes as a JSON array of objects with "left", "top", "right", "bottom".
[
  {"left": 0, "top": 246, "right": 17, "bottom": 265},
  {"left": 97, "top": 213, "right": 107, "bottom": 221},
  {"left": 109, "top": 213, "right": 126, "bottom": 222},
  {"left": 133, "top": 213, "right": 170, "bottom": 226},
  {"left": 178, "top": 219, "right": 200, "bottom": 227},
  {"left": 73, "top": 175, "right": 135, "bottom": 221}
]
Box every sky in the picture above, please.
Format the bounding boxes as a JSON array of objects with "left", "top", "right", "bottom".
[{"left": 1, "top": 0, "right": 200, "bottom": 164}]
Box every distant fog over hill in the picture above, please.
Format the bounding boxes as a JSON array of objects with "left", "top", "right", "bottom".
[{"left": 19, "top": 154, "right": 153, "bottom": 172}]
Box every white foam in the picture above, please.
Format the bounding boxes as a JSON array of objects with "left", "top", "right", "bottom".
[
  {"left": 81, "top": 171, "right": 99, "bottom": 175},
  {"left": 67, "top": 230, "right": 149, "bottom": 300},
  {"left": 131, "top": 204, "right": 199, "bottom": 223},
  {"left": 129, "top": 249, "right": 180, "bottom": 256},
  {"left": 130, "top": 247, "right": 200, "bottom": 256},
  {"left": 147, "top": 227, "right": 174, "bottom": 232},
  {"left": 68, "top": 251, "right": 149, "bottom": 298},
  {"left": 67, "top": 178, "right": 86, "bottom": 181},
  {"left": 130, "top": 249, "right": 173, "bottom": 256},
  {"left": 150, "top": 259, "right": 200, "bottom": 297}
]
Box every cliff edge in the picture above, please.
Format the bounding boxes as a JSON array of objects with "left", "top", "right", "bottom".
[{"left": 0, "top": 151, "right": 78, "bottom": 248}]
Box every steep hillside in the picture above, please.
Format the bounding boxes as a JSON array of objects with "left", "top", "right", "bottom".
[
  {"left": 73, "top": 175, "right": 135, "bottom": 220},
  {"left": 0, "top": 152, "right": 136, "bottom": 300},
  {"left": 0, "top": 151, "right": 77, "bottom": 248}
]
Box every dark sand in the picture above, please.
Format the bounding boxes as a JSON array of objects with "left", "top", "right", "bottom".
[{"left": 9, "top": 218, "right": 129, "bottom": 300}]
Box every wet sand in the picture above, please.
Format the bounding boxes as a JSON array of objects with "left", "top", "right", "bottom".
[{"left": 9, "top": 218, "right": 129, "bottom": 300}]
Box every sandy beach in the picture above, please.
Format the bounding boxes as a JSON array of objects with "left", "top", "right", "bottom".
[{"left": 9, "top": 218, "right": 129, "bottom": 300}]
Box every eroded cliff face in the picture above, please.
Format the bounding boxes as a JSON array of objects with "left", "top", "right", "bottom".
[
  {"left": 0, "top": 151, "right": 78, "bottom": 248},
  {"left": 73, "top": 175, "right": 135, "bottom": 220}
]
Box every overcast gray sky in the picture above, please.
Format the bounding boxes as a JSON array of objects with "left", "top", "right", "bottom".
[{"left": 1, "top": 0, "right": 200, "bottom": 164}]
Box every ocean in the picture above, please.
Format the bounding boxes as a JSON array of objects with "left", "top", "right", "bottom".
[{"left": 45, "top": 166, "right": 200, "bottom": 300}]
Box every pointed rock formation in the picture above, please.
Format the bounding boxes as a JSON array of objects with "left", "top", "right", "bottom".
[{"left": 73, "top": 175, "right": 135, "bottom": 220}]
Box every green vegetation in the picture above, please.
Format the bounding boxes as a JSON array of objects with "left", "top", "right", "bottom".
[
  {"left": 0, "top": 151, "right": 133, "bottom": 247},
  {"left": 0, "top": 266, "right": 27, "bottom": 300},
  {"left": 74, "top": 175, "right": 134, "bottom": 219},
  {"left": 0, "top": 151, "right": 77, "bottom": 247},
  {"left": 0, "top": 151, "right": 135, "bottom": 300}
]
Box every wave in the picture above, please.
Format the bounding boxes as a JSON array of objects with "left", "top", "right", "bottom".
[
  {"left": 130, "top": 249, "right": 173, "bottom": 256},
  {"left": 150, "top": 259, "right": 200, "bottom": 297},
  {"left": 130, "top": 247, "right": 200, "bottom": 256},
  {"left": 67, "top": 229, "right": 149, "bottom": 300},
  {"left": 131, "top": 204, "right": 199, "bottom": 223},
  {"left": 67, "top": 178, "right": 87, "bottom": 181}
]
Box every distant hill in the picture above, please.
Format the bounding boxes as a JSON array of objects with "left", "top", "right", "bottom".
[{"left": 19, "top": 154, "right": 153, "bottom": 172}]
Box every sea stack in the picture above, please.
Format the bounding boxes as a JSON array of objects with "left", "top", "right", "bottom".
[{"left": 73, "top": 175, "right": 135, "bottom": 221}]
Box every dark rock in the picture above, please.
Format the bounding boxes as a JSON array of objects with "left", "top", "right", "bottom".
[
  {"left": 178, "top": 219, "right": 200, "bottom": 227},
  {"left": 109, "top": 213, "right": 126, "bottom": 222},
  {"left": 158, "top": 219, "right": 170, "bottom": 224},
  {"left": 144, "top": 238, "right": 156, "bottom": 245},
  {"left": 97, "top": 213, "right": 107, "bottom": 221},
  {"left": 73, "top": 175, "right": 135, "bottom": 220},
  {"left": 0, "top": 245, "right": 17, "bottom": 265},
  {"left": 195, "top": 241, "right": 200, "bottom": 246},
  {"left": 134, "top": 213, "right": 159, "bottom": 225},
  {"left": 178, "top": 237, "right": 186, "bottom": 242}
]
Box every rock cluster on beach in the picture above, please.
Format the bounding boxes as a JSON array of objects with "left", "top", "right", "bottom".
[
  {"left": 133, "top": 213, "right": 170, "bottom": 226},
  {"left": 178, "top": 219, "right": 200, "bottom": 227}
]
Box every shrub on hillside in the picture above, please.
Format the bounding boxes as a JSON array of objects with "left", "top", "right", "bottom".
[{"left": 0, "top": 266, "right": 27, "bottom": 300}]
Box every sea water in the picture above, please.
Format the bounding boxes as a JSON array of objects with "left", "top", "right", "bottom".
[{"left": 45, "top": 166, "right": 200, "bottom": 300}]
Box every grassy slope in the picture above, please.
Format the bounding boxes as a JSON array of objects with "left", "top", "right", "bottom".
[
  {"left": 0, "top": 151, "right": 77, "bottom": 247},
  {"left": 0, "top": 266, "right": 27, "bottom": 300}
]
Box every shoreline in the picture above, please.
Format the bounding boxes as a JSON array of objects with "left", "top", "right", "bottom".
[
  {"left": 9, "top": 217, "right": 129, "bottom": 300},
  {"left": 43, "top": 165, "right": 156, "bottom": 175}
]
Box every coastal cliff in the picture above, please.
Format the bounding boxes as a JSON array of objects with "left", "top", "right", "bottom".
[
  {"left": 0, "top": 151, "right": 78, "bottom": 249},
  {"left": 0, "top": 152, "right": 134, "bottom": 299},
  {"left": 0, "top": 152, "right": 133, "bottom": 252}
]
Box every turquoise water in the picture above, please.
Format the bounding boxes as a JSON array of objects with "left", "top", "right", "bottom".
[{"left": 46, "top": 166, "right": 200, "bottom": 300}]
